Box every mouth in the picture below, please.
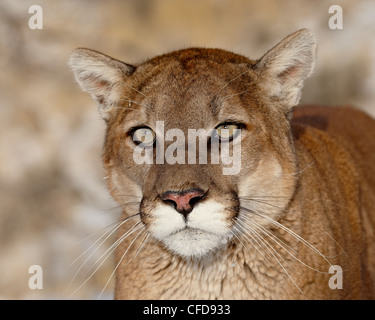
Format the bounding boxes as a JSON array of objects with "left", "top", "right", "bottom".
[
  {"left": 169, "top": 225, "right": 217, "bottom": 236},
  {"left": 146, "top": 200, "right": 236, "bottom": 258},
  {"left": 161, "top": 226, "right": 233, "bottom": 259}
]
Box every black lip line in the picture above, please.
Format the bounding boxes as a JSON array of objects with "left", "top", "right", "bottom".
[{"left": 166, "top": 226, "right": 224, "bottom": 238}]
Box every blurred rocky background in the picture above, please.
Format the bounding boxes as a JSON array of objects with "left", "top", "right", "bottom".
[{"left": 0, "top": 0, "right": 374, "bottom": 299}]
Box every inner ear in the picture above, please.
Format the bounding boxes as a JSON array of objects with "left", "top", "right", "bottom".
[
  {"left": 69, "top": 48, "right": 136, "bottom": 120},
  {"left": 278, "top": 65, "right": 300, "bottom": 83},
  {"left": 255, "top": 29, "right": 317, "bottom": 112}
]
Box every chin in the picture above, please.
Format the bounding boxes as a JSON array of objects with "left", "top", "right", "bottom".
[{"left": 162, "top": 228, "right": 233, "bottom": 259}]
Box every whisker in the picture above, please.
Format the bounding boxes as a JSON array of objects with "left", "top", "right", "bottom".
[
  {"left": 207, "top": 242, "right": 230, "bottom": 260},
  {"left": 125, "top": 85, "right": 149, "bottom": 100},
  {"left": 241, "top": 214, "right": 299, "bottom": 255},
  {"left": 69, "top": 219, "right": 122, "bottom": 252},
  {"left": 234, "top": 221, "right": 297, "bottom": 293},
  {"left": 236, "top": 218, "right": 303, "bottom": 294},
  {"left": 69, "top": 219, "right": 142, "bottom": 298},
  {"left": 232, "top": 224, "right": 279, "bottom": 276},
  {"left": 109, "top": 105, "right": 143, "bottom": 111},
  {"left": 98, "top": 201, "right": 140, "bottom": 213},
  {"left": 73, "top": 213, "right": 141, "bottom": 263},
  {"left": 87, "top": 221, "right": 143, "bottom": 275},
  {"left": 231, "top": 226, "right": 260, "bottom": 263},
  {"left": 97, "top": 225, "right": 146, "bottom": 299},
  {"left": 67, "top": 214, "right": 140, "bottom": 290},
  {"left": 237, "top": 218, "right": 292, "bottom": 271},
  {"left": 240, "top": 206, "right": 333, "bottom": 267},
  {"left": 213, "top": 69, "right": 250, "bottom": 96},
  {"left": 114, "top": 194, "right": 142, "bottom": 199},
  {"left": 291, "top": 161, "right": 316, "bottom": 176},
  {"left": 118, "top": 98, "right": 149, "bottom": 110},
  {"left": 240, "top": 195, "right": 290, "bottom": 199},
  {"left": 320, "top": 228, "right": 352, "bottom": 264},
  {"left": 241, "top": 215, "right": 330, "bottom": 274},
  {"left": 65, "top": 220, "right": 122, "bottom": 295},
  {"left": 239, "top": 197, "right": 285, "bottom": 210},
  {"left": 121, "top": 84, "right": 153, "bottom": 109},
  {"left": 221, "top": 90, "right": 251, "bottom": 102},
  {"left": 69, "top": 219, "right": 123, "bottom": 268},
  {"left": 131, "top": 232, "right": 151, "bottom": 261},
  {"left": 241, "top": 196, "right": 350, "bottom": 266}
]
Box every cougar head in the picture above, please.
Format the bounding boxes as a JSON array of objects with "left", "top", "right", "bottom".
[{"left": 69, "top": 29, "right": 316, "bottom": 259}]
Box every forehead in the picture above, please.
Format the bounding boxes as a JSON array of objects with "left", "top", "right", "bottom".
[
  {"left": 129, "top": 48, "right": 253, "bottom": 129},
  {"left": 143, "top": 48, "right": 252, "bottom": 92}
]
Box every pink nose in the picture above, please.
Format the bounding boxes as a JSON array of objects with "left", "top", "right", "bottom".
[{"left": 161, "top": 189, "right": 205, "bottom": 217}]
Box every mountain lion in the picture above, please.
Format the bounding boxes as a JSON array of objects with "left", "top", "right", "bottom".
[{"left": 69, "top": 29, "right": 375, "bottom": 299}]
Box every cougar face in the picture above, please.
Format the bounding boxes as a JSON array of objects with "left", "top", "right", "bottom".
[
  {"left": 70, "top": 30, "right": 313, "bottom": 260},
  {"left": 70, "top": 30, "right": 375, "bottom": 300}
]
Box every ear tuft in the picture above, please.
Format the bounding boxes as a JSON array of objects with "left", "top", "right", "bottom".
[
  {"left": 69, "top": 48, "right": 135, "bottom": 120},
  {"left": 255, "top": 29, "right": 317, "bottom": 113}
]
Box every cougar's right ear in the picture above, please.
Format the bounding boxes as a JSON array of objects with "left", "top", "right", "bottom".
[{"left": 69, "top": 48, "right": 136, "bottom": 120}]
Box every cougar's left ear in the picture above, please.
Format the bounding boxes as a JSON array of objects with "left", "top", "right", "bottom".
[
  {"left": 254, "top": 29, "right": 317, "bottom": 118},
  {"left": 69, "top": 48, "right": 136, "bottom": 120}
]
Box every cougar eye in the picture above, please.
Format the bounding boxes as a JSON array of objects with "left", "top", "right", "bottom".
[
  {"left": 214, "top": 123, "right": 241, "bottom": 141},
  {"left": 132, "top": 127, "right": 156, "bottom": 146}
]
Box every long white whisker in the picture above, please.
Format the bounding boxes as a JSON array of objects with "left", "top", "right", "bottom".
[
  {"left": 291, "top": 161, "right": 316, "bottom": 176},
  {"left": 131, "top": 232, "right": 151, "bottom": 261},
  {"left": 69, "top": 221, "right": 143, "bottom": 298},
  {"left": 232, "top": 223, "right": 279, "bottom": 276},
  {"left": 70, "top": 214, "right": 140, "bottom": 268},
  {"left": 65, "top": 221, "right": 121, "bottom": 295},
  {"left": 97, "top": 202, "right": 140, "bottom": 212},
  {"left": 67, "top": 217, "right": 136, "bottom": 293},
  {"left": 240, "top": 206, "right": 332, "bottom": 266},
  {"left": 321, "top": 228, "right": 352, "bottom": 265},
  {"left": 125, "top": 85, "right": 149, "bottom": 100},
  {"left": 221, "top": 90, "right": 251, "bottom": 102},
  {"left": 69, "top": 220, "right": 121, "bottom": 257},
  {"left": 122, "top": 84, "right": 153, "bottom": 109},
  {"left": 240, "top": 197, "right": 285, "bottom": 210},
  {"left": 236, "top": 218, "right": 303, "bottom": 294},
  {"left": 214, "top": 69, "right": 250, "bottom": 96},
  {"left": 118, "top": 98, "right": 149, "bottom": 110},
  {"left": 241, "top": 215, "right": 330, "bottom": 274},
  {"left": 87, "top": 222, "right": 143, "bottom": 275},
  {"left": 97, "top": 225, "right": 146, "bottom": 299},
  {"left": 237, "top": 218, "right": 290, "bottom": 270}
]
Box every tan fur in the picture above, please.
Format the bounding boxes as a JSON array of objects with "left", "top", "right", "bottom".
[{"left": 70, "top": 29, "right": 375, "bottom": 299}]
